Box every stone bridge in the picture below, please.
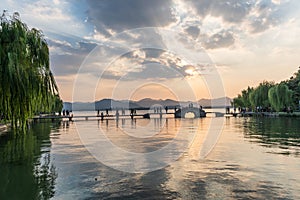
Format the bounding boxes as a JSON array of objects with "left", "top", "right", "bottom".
[{"left": 174, "top": 107, "right": 206, "bottom": 118}]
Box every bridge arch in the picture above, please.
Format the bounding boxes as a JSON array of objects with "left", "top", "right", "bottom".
[{"left": 174, "top": 107, "right": 206, "bottom": 118}]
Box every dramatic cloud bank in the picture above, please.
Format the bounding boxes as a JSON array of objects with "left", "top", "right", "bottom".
[{"left": 2, "top": 0, "right": 300, "bottom": 100}]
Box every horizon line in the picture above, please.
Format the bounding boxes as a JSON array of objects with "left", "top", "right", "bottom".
[{"left": 63, "top": 96, "right": 232, "bottom": 103}]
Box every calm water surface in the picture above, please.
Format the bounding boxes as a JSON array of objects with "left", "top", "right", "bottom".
[{"left": 0, "top": 116, "right": 299, "bottom": 199}]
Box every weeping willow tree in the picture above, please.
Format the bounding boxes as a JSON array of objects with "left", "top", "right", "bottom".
[
  {"left": 0, "top": 10, "right": 62, "bottom": 129},
  {"left": 233, "top": 86, "right": 253, "bottom": 108},
  {"left": 249, "top": 81, "right": 274, "bottom": 109},
  {"left": 234, "top": 67, "right": 299, "bottom": 113},
  {"left": 268, "top": 83, "right": 293, "bottom": 112}
]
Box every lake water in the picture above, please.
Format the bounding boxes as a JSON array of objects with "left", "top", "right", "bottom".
[{"left": 0, "top": 115, "right": 299, "bottom": 199}]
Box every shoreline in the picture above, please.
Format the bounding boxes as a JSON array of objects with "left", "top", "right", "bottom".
[
  {"left": 233, "top": 111, "right": 300, "bottom": 118},
  {"left": 278, "top": 112, "right": 300, "bottom": 117}
]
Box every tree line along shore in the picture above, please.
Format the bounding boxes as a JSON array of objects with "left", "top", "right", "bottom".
[{"left": 233, "top": 67, "right": 300, "bottom": 114}]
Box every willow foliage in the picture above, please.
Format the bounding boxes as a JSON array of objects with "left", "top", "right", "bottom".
[
  {"left": 249, "top": 81, "right": 274, "bottom": 109},
  {"left": 234, "top": 68, "right": 299, "bottom": 111},
  {"left": 233, "top": 87, "right": 253, "bottom": 108},
  {"left": 268, "top": 83, "right": 293, "bottom": 112},
  {"left": 0, "top": 11, "right": 61, "bottom": 129}
]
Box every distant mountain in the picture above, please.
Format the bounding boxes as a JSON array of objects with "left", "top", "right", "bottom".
[
  {"left": 136, "top": 98, "right": 179, "bottom": 108},
  {"left": 95, "top": 99, "right": 140, "bottom": 110},
  {"left": 63, "top": 97, "right": 232, "bottom": 111}
]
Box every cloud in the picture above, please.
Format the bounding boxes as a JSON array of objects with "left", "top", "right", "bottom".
[
  {"left": 127, "top": 62, "right": 180, "bottom": 80},
  {"left": 184, "top": 0, "right": 295, "bottom": 34},
  {"left": 86, "top": 0, "right": 175, "bottom": 37},
  {"left": 184, "top": 26, "right": 200, "bottom": 39},
  {"left": 47, "top": 34, "right": 97, "bottom": 76},
  {"left": 247, "top": 0, "right": 284, "bottom": 33},
  {"left": 211, "top": 0, "right": 254, "bottom": 23},
  {"left": 114, "top": 28, "right": 167, "bottom": 49},
  {"left": 202, "top": 30, "right": 235, "bottom": 49},
  {"left": 97, "top": 47, "right": 210, "bottom": 81},
  {"left": 45, "top": 0, "right": 300, "bottom": 83},
  {"left": 124, "top": 48, "right": 164, "bottom": 60},
  {"left": 185, "top": 0, "right": 254, "bottom": 23}
]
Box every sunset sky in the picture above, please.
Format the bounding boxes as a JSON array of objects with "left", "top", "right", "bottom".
[{"left": 2, "top": 0, "right": 300, "bottom": 102}]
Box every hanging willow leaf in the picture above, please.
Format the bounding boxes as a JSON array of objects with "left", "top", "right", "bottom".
[
  {"left": 0, "top": 10, "right": 62, "bottom": 130},
  {"left": 268, "top": 83, "right": 293, "bottom": 112}
]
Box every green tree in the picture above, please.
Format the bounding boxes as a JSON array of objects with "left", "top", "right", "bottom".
[
  {"left": 285, "top": 67, "right": 300, "bottom": 107},
  {"left": 249, "top": 81, "right": 274, "bottom": 109},
  {"left": 233, "top": 87, "right": 253, "bottom": 108},
  {"left": 234, "top": 67, "right": 300, "bottom": 113},
  {"left": 50, "top": 94, "right": 63, "bottom": 113},
  {"left": 268, "top": 83, "right": 293, "bottom": 112},
  {"left": 0, "top": 11, "right": 62, "bottom": 129}
]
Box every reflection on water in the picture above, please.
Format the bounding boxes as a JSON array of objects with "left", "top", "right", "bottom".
[
  {"left": 0, "top": 122, "right": 61, "bottom": 200},
  {"left": 242, "top": 117, "right": 300, "bottom": 156},
  {"left": 0, "top": 117, "right": 300, "bottom": 199},
  {"left": 78, "top": 118, "right": 203, "bottom": 173}
]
